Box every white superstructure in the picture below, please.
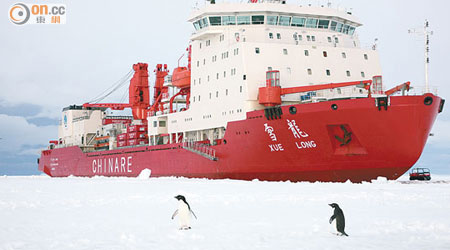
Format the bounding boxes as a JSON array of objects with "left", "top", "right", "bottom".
[{"left": 147, "top": 1, "right": 382, "bottom": 145}]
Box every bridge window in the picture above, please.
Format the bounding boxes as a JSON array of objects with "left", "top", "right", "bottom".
[
  {"left": 318, "top": 19, "right": 330, "bottom": 29},
  {"left": 200, "top": 17, "right": 209, "bottom": 28},
  {"left": 252, "top": 15, "right": 264, "bottom": 25},
  {"left": 330, "top": 21, "right": 337, "bottom": 30},
  {"left": 291, "top": 17, "right": 306, "bottom": 27},
  {"left": 237, "top": 16, "right": 251, "bottom": 25},
  {"left": 343, "top": 24, "right": 350, "bottom": 34},
  {"left": 222, "top": 16, "right": 236, "bottom": 25},
  {"left": 279, "top": 16, "right": 291, "bottom": 26},
  {"left": 306, "top": 18, "right": 318, "bottom": 28},
  {"left": 267, "top": 16, "right": 278, "bottom": 25},
  {"left": 193, "top": 21, "right": 200, "bottom": 30},
  {"left": 336, "top": 22, "right": 343, "bottom": 32},
  {"left": 209, "top": 16, "right": 221, "bottom": 26},
  {"left": 349, "top": 26, "right": 355, "bottom": 35},
  {"left": 159, "top": 121, "right": 166, "bottom": 127}
]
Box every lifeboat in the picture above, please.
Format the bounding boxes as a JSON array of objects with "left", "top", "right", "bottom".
[{"left": 172, "top": 66, "right": 191, "bottom": 88}]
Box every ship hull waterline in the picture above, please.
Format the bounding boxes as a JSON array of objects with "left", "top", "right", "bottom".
[{"left": 38, "top": 94, "right": 442, "bottom": 183}]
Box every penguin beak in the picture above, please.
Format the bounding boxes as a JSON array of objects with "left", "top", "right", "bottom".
[{"left": 328, "top": 204, "right": 332, "bottom": 207}]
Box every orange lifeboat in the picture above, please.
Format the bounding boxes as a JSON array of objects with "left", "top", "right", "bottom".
[{"left": 172, "top": 67, "right": 191, "bottom": 88}]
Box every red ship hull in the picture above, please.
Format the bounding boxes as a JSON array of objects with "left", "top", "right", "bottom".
[{"left": 38, "top": 94, "right": 443, "bottom": 182}]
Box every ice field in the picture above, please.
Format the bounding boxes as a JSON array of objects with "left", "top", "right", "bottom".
[{"left": 1, "top": 173, "right": 450, "bottom": 250}]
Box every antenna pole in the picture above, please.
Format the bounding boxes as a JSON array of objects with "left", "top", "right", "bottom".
[
  {"left": 409, "top": 19, "right": 433, "bottom": 93},
  {"left": 424, "top": 20, "right": 430, "bottom": 93}
]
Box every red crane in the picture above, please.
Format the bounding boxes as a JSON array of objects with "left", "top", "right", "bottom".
[
  {"left": 259, "top": 70, "right": 372, "bottom": 107},
  {"left": 83, "top": 63, "right": 152, "bottom": 120}
]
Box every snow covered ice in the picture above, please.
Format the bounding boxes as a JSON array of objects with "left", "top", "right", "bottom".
[{"left": 1, "top": 175, "right": 450, "bottom": 250}]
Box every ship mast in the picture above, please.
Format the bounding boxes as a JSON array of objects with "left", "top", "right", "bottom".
[
  {"left": 409, "top": 20, "right": 433, "bottom": 93},
  {"left": 424, "top": 20, "right": 432, "bottom": 93}
]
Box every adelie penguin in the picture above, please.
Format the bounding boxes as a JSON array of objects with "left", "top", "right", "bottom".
[
  {"left": 172, "top": 195, "right": 197, "bottom": 230},
  {"left": 329, "top": 203, "right": 349, "bottom": 236}
]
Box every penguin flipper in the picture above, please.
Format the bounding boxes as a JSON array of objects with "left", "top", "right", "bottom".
[
  {"left": 190, "top": 210, "right": 198, "bottom": 219},
  {"left": 171, "top": 209, "right": 178, "bottom": 219},
  {"left": 329, "top": 215, "right": 336, "bottom": 224}
]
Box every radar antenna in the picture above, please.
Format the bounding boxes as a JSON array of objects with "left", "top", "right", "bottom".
[{"left": 409, "top": 20, "right": 433, "bottom": 93}]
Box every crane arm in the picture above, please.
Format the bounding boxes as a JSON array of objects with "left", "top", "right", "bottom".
[
  {"left": 82, "top": 103, "right": 132, "bottom": 110},
  {"left": 384, "top": 82, "right": 411, "bottom": 96},
  {"left": 281, "top": 80, "right": 372, "bottom": 95}
]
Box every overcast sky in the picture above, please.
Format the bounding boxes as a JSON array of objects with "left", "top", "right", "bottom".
[{"left": 0, "top": 0, "right": 449, "bottom": 175}]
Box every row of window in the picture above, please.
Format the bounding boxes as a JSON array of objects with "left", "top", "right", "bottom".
[
  {"left": 255, "top": 47, "right": 369, "bottom": 61},
  {"left": 305, "top": 68, "right": 366, "bottom": 78},
  {"left": 271, "top": 32, "right": 341, "bottom": 44},
  {"left": 192, "top": 86, "right": 243, "bottom": 103},
  {"left": 194, "top": 68, "right": 238, "bottom": 86},
  {"left": 193, "top": 15, "right": 356, "bottom": 36},
  {"left": 197, "top": 48, "right": 239, "bottom": 66},
  {"left": 199, "top": 31, "right": 342, "bottom": 50},
  {"left": 152, "top": 121, "right": 166, "bottom": 128},
  {"left": 221, "top": 109, "right": 244, "bottom": 116}
]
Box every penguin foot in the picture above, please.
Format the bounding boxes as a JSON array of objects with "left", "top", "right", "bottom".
[{"left": 179, "top": 226, "right": 191, "bottom": 230}]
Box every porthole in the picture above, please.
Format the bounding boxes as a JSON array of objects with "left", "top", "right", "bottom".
[
  {"left": 289, "top": 106, "right": 297, "bottom": 115},
  {"left": 424, "top": 96, "right": 433, "bottom": 106},
  {"left": 331, "top": 104, "right": 338, "bottom": 110},
  {"left": 223, "top": 139, "right": 227, "bottom": 144}
]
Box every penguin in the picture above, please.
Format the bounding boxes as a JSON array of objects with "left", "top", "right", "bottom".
[
  {"left": 329, "top": 203, "right": 349, "bottom": 236},
  {"left": 171, "top": 195, "right": 197, "bottom": 230}
]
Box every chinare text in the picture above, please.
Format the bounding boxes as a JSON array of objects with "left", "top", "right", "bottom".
[{"left": 92, "top": 156, "right": 132, "bottom": 174}]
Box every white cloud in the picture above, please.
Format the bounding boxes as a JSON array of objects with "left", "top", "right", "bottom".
[{"left": 0, "top": 114, "right": 57, "bottom": 155}]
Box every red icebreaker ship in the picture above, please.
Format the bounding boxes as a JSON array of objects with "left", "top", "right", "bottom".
[{"left": 38, "top": 1, "right": 445, "bottom": 182}]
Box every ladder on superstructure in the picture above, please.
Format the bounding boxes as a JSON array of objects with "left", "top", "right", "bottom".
[{"left": 183, "top": 141, "right": 218, "bottom": 161}]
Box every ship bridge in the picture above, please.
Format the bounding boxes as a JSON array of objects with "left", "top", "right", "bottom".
[{"left": 188, "top": 2, "right": 361, "bottom": 40}]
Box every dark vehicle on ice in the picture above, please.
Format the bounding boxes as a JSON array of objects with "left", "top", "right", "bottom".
[{"left": 409, "top": 168, "right": 431, "bottom": 181}]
